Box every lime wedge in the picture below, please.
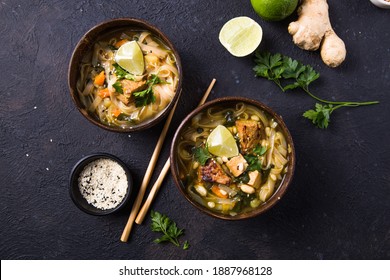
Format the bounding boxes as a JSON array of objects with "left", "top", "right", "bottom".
[
  {"left": 219, "top": 16, "right": 263, "bottom": 57},
  {"left": 207, "top": 125, "right": 239, "bottom": 158},
  {"left": 115, "top": 41, "right": 145, "bottom": 75}
]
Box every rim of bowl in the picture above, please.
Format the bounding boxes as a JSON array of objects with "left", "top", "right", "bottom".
[
  {"left": 68, "top": 18, "right": 183, "bottom": 132},
  {"left": 370, "top": 0, "right": 390, "bottom": 8},
  {"left": 170, "top": 96, "right": 296, "bottom": 220},
  {"left": 69, "top": 153, "right": 133, "bottom": 215}
]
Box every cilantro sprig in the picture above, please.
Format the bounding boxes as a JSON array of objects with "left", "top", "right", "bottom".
[
  {"left": 253, "top": 52, "right": 379, "bottom": 129},
  {"left": 151, "top": 210, "right": 188, "bottom": 250},
  {"left": 303, "top": 103, "right": 333, "bottom": 129},
  {"left": 253, "top": 145, "right": 267, "bottom": 156},
  {"left": 112, "top": 81, "right": 123, "bottom": 94},
  {"left": 244, "top": 145, "right": 267, "bottom": 172},
  {"left": 133, "top": 74, "right": 164, "bottom": 107},
  {"left": 193, "top": 145, "right": 212, "bottom": 166},
  {"left": 113, "top": 63, "right": 135, "bottom": 80}
]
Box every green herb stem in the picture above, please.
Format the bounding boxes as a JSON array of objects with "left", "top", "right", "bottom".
[
  {"left": 302, "top": 87, "right": 379, "bottom": 106},
  {"left": 331, "top": 101, "right": 379, "bottom": 112},
  {"left": 161, "top": 230, "right": 180, "bottom": 247},
  {"left": 273, "top": 79, "right": 285, "bottom": 92}
]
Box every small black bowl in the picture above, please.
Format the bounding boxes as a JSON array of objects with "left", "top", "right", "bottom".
[{"left": 69, "top": 153, "right": 133, "bottom": 215}]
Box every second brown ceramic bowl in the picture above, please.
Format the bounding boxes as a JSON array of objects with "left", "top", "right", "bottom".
[
  {"left": 170, "top": 97, "right": 296, "bottom": 220},
  {"left": 68, "top": 18, "right": 182, "bottom": 132}
]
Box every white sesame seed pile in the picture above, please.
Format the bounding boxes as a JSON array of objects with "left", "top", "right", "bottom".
[{"left": 78, "top": 158, "right": 128, "bottom": 210}]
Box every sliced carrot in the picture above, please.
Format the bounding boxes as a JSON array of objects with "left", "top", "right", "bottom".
[
  {"left": 94, "top": 71, "right": 105, "bottom": 86},
  {"left": 112, "top": 107, "right": 121, "bottom": 117},
  {"left": 114, "top": 39, "right": 128, "bottom": 48},
  {"left": 211, "top": 185, "right": 228, "bottom": 199},
  {"left": 97, "top": 88, "right": 110, "bottom": 98}
]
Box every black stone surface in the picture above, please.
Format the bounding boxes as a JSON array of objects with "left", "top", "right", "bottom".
[{"left": 0, "top": 0, "right": 389, "bottom": 260}]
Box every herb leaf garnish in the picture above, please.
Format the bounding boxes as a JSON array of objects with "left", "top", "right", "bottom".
[
  {"left": 253, "top": 145, "right": 267, "bottom": 156},
  {"left": 253, "top": 51, "right": 379, "bottom": 129},
  {"left": 303, "top": 103, "right": 333, "bottom": 129},
  {"left": 112, "top": 81, "right": 123, "bottom": 94},
  {"left": 133, "top": 74, "right": 163, "bottom": 107},
  {"left": 193, "top": 145, "right": 212, "bottom": 166},
  {"left": 244, "top": 154, "right": 262, "bottom": 172},
  {"left": 151, "top": 210, "right": 187, "bottom": 249},
  {"left": 183, "top": 240, "right": 190, "bottom": 250},
  {"left": 242, "top": 145, "right": 267, "bottom": 172},
  {"left": 113, "top": 63, "right": 135, "bottom": 80}
]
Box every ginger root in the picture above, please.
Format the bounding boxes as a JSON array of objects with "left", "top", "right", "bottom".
[{"left": 288, "top": 0, "right": 346, "bottom": 67}]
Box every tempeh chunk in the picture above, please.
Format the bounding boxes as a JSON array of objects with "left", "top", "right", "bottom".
[
  {"left": 200, "top": 159, "right": 231, "bottom": 185},
  {"left": 236, "top": 119, "right": 261, "bottom": 153}
]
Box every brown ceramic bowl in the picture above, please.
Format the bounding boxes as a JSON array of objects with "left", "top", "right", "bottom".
[
  {"left": 68, "top": 18, "right": 182, "bottom": 132},
  {"left": 170, "top": 97, "right": 296, "bottom": 220}
]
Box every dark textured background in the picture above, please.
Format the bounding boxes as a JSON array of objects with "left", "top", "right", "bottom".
[{"left": 0, "top": 0, "right": 389, "bottom": 260}]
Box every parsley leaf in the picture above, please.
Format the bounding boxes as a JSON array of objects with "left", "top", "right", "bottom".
[
  {"left": 112, "top": 81, "right": 123, "bottom": 94},
  {"left": 193, "top": 145, "right": 212, "bottom": 166},
  {"left": 151, "top": 210, "right": 185, "bottom": 248},
  {"left": 254, "top": 51, "right": 319, "bottom": 92},
  {"left": 133, "top": 87, "right": 155, "bottom": 107},
  {"left": 183, "top": 240, "right": 190, "bottom": 250},
  {"left": 296, "top": 65, "right": 320, "bottom": 90},
  {"left": 253, "top": 52, "right": 283, "bottom": 81},
  {"left": 253, "top": 145, "right": 267, "bottom": 156},
  {"left": 303, "top": 103, "right": 333, "bottom": 129},
  {"left": 113, "top": 63, "right": 135, "bottom": 80},
  {"left": 244, "top": 154, "right": 262, "bottom": 172},
  {"left": 133, "top": 74, "right": 163, "bottom": 107},
  {"left": 243, "top": 145, "right": 267, "bottom": 172},
  {"left": 281, "top": 56, "right": 306, "bottom": 79}
]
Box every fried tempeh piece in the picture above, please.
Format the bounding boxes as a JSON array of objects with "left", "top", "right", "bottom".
[
  {"left": 115, "top": 80, "right": 147, "bottom": 105},
  {"left": 200, "top": 159, "right": 231, "bottom": 185},
  {"left": 236, "top": 119, "right": 261, "bottom": 153},
  {"left": 122, "top": 80, "right": 147, "bottom": 95}
]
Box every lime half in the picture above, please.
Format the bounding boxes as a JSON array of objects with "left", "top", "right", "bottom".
[
  {"left": 219, "top": 16, "right": 263, "bottom": 57},
  {"left": 115, "top": 41, "right": 145, "bottom": 75},
  {"left": 207, "top": 125, "right": 239, "bottom": 158}
]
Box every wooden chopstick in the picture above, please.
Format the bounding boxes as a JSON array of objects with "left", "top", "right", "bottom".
[
  {"left": 120, "top": 91, "right": 181, "bottom": 242},
  {"left": 135, "top": 158, "right": 171, "bottom": 224},
  {"left": 135, "top": 78, "right": 216, "bottom": 224}
]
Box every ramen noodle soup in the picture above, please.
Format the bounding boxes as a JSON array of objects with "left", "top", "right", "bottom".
[
  {"left": 176, "top": 102, "right": 292, "bottom": 216},
  {"left": 76, "top": 29, "right": 179, "bottom": 128}
]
